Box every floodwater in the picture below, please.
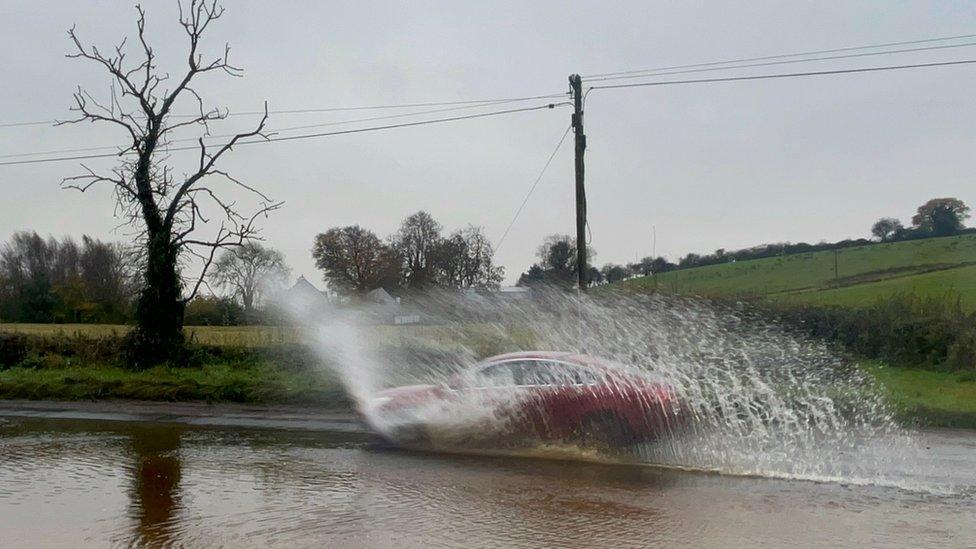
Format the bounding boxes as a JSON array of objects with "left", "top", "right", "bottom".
[{"left": 1, "top": 416, "right": 974, "bottom": 548}]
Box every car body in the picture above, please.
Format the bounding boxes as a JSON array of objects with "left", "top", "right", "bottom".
[{"left": 364, "top": 351, "right": 690, "bottom": 450}]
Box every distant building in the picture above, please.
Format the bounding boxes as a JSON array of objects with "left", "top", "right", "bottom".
[
  {"left": 365, "top": 288, "right": 397, "bottom": 305},
  {"left": 497, "top": 285, "right": 532, "bottom": 301},
  {"left": 279, "top": 275, "right": 331, "bottom": 317}
]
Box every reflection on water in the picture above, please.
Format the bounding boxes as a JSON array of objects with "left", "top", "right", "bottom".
[
  {"left": 128, "top": 426, "right": 183, "bottom": 547},
  {"left": 0, "top": 417, "right": 974, "bottom": 548}
]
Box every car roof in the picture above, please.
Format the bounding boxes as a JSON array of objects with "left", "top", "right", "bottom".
[{"left": 479, "top": 351, "right": 613, "bottom": 369}]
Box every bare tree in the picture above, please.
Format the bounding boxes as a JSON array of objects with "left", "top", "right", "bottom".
[
  {"left": 392, "top": 211, "right": 442, "bottom": 290},
  {"left": 211, "top": 242, "right": 290, "bottom": 312},
  {"left": 435, "top": 226, "right": 503, "bottom": 290},
  {"left": 61, "top": 1, "right": 280, "bottom": 365}
]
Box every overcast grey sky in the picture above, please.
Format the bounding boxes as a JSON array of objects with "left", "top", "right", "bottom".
[{"left": 2, "top": 1, "right": 975, "bottom": 287}]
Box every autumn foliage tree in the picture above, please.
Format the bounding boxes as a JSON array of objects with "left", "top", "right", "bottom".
[
  {"left": 62, "top": 1, "right": 279, "bottom": 366},
  {"left": 312, "top": 213, "right": 502, "bottom": 296},
  {"left": 912, "top": 198, "right": 970, "bottom": 236},
  {"left": 312, "top": 226, "right": 400, "bottom": 295}
]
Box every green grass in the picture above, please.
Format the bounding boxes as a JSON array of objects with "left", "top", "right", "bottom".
[
  {"left": 0, "top": 323, "right": 303, "bottom": 347},
  {"left": 614, "top": 235, "right": 976, "bottom": 309},
  {"left": 782, "top": 264, "right": 976, "bottom": 310},
  {"left": 0, "top": 360, "right": 350, "bottom": 407},
  {"left": 866, "top": 362, "right": 976, "bottom": 428}
]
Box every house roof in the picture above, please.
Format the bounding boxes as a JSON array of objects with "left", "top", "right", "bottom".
[{"left": 285, "top": 275, "right": 329, "bottom": 302}]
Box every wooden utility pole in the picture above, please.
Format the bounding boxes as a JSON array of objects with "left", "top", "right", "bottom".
[{"left": 570, "top": 74, "right": 587, "bottom": 291}]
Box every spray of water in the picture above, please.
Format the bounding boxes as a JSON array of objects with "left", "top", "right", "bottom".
[{"left": 284, "top": 287, "right": 938, "bottom": 490}]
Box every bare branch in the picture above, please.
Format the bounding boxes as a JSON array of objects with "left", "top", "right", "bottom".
[
  {"left": 64, "top": 0, "right": 278, "bottom": 319},
  {"left": 164, "top": 101, "right": 269, "bottom": 230}
]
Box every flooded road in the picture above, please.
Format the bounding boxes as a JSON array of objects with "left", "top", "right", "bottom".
[{"left": 1, "top": 415, "right": 974, "bottom": 548}]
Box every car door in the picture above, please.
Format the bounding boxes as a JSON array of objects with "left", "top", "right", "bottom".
[{"left": 522, "top": 360, "right": 609, "bottom": 437}]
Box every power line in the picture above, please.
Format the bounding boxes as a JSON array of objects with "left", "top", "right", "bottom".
[
  {"left": 0, "top": 96, "right": 551, "bottom": 160},
  {"left": 496, "top": 124, "right": 573, "bottom": 250},
  {"left": 587, "top": 58, "right": 976, "bottom": 91},
  {"left": 0, "top": 102, "right": 568, "bottom": 167},
  {"left": 583, "top": 40, "right": 976, "bottom": 82},
  {"left": 0, "top": 93, "right": 568, "bottom": 130},
  {"left": 581, "top": 32, "right": 976, "bottom": 80}
]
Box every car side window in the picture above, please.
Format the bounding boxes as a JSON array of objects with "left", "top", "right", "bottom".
[
  {"left": 547, "top": 361, "right": 602, "bottom": 386},
  {"left": 521, "top": 361, "right": 560, "bottom": 386},
  {"left": 472, "top": 361, "right": 524, "bottom": 387},
  {"left": 521, "top": 360, "right": 600, "bottom": 386},
  {"left": 570, "top": 366, "right": 602, "bottom": 385}
]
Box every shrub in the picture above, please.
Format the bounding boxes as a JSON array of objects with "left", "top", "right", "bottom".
[
  {"left": 0, "top": 333, "right": 28, "bottom": 369},
  {"left": 774, "top": 293, "right": 976, "bottom": 371}
]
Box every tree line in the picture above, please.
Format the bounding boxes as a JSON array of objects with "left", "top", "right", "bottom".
[
  {"left": 0, "top": 231, "right": 292, "bottom": 326},
  {"left": 517, "top": 197, "right": 972, "bottom": 287},
  {"left": 312, "top": 211, "right": 503, "bottom": 297},
  {"left": 0, "top": 232, "right": 139, "bottom": 323}
]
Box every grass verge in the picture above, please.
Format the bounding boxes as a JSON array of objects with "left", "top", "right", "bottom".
[
  {"left": 0, "top": 362, "right": 350, "bottom": 407},
  {"left": 0, "top": 331, "right": 352, "bottom": 408},
  {"left": 865, "top": 361, "right": 976, "bottom": 429}
]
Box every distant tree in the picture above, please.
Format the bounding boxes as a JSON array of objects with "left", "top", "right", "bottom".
[
  {"left": 0, "top": 233, "right": 59, "bottom": 322},
  {"left": 625, "top": 256, "right": 660, "bottom": 276},
  {"left": 600, "top": 264, "right": 629, "bottom": 284},
  {"left": 679, "top": 253, "right": 703, "bottom": 269},
  {"left": 650, "top": 257, "right": 677, "bottom": 274},
  {"left": 912, "top": 198, "right": 970, "bottom": 236},
  {"left": 78, "top": 236, "right": 140, "bottom": 322},
  {"left": 871, "top": 217, "right": 904, "bottom": 241},
  {"left": 588, "top": 266, "right": 604, "bottom": 285},
  {"left": 184, "top": 295, "right": 244, "bottom": 326},
  {"left": 211, "top": 242, "right": 290, "bottom": 312},
  {"left": 517, "top": 235, "right": 596, "bottom": 288},
  {"left": 312, "top": 226, "right": 399, "bottom": 296},
  {"left": 0, "top": 232, "right": 136, "bottom": 323},
  {"left": 516, "top": 264, "right": 546, "bottom": 287},
  {"left": 434, "top": 226, "right": 504, "bottom": 290},
  {"left": 392, "top": 211, "right": 443, "bottom": 289}
]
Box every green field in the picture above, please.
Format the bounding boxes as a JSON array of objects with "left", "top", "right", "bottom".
[
  {"left": 0, "top": 323, "right": 302, "bottom": 347},
  {"left": 0, "top": 322, "right": 523, "bottom": 355},
  {"left": 867, "top": 363, "right": 976, "bottom": 428},
  {"left": 616, "top": 234, "right": 976, "bottom": 309}
]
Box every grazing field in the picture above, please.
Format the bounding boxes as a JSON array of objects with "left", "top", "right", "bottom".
[
  {"left": 783, "top": 264, "right": 976, "bottom": 310},
  {"left": 614, "top": 234, "right": 976, "bottom": 309}
]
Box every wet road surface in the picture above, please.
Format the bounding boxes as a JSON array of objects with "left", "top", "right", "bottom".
[{"left": 0, "top": 408, "right": 974, "bottom": 548}]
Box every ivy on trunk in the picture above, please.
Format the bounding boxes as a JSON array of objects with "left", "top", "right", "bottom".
[{"left": 62, "top": 1, "right": 281, "bottom": 368}]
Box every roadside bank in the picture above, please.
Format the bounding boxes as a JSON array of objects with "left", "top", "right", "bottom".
[{"left": 0, "top": 399, "right": 364, "bottom": 432}]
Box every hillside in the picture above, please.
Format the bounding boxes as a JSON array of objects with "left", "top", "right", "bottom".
[{"left": 614, "top": 234, "right": 976, "bottom": 309}]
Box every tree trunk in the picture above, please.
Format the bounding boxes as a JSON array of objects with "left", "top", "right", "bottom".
[
  {"left": 126, "top": 230, "right": 186, "bottom": 368},
  {"left": 242, "top": 289, "right": 253, "bottom": 313}
]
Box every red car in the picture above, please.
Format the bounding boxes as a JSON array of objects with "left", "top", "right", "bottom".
[{"left": 364, "top": 351, "right": 690, "bottom": 451}]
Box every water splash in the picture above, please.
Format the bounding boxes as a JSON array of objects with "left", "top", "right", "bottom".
[{"left": 287, "top": 287, "right": 940, "bottom": 491}]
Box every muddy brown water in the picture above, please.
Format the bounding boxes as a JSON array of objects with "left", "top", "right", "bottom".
[{"left": 0, "top": 414, "right": 974, "bottom": 548}]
